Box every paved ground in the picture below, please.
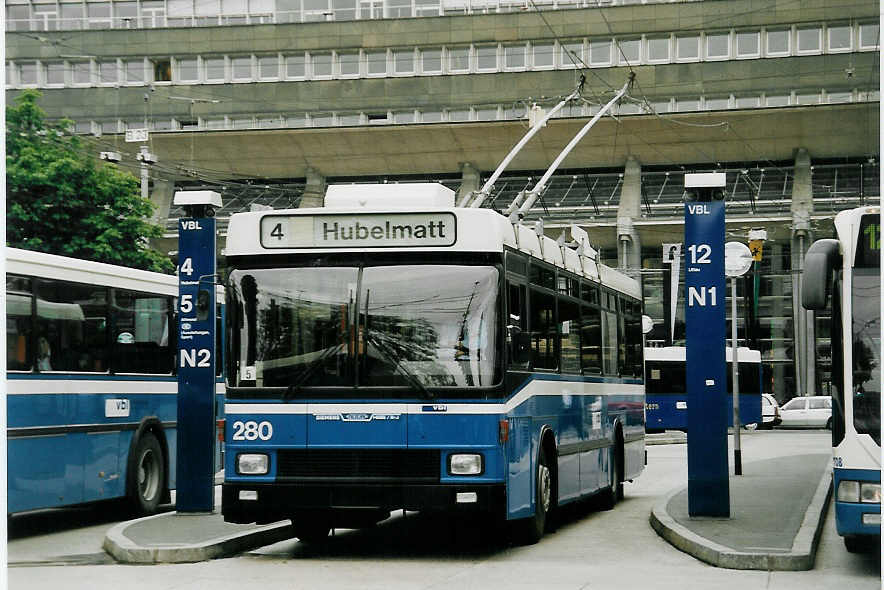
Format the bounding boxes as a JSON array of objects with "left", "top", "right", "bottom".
[{"left": 7, "top": 430, "right": 880, "bottom": 590}]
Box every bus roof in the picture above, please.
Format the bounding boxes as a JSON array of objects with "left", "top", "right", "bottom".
[
  {"left": 224, "top": 185, "right": 640, "bottom": 299},
  {"left": 6, "top": 247, "right": 178, "bottom": 295},
  {"left": 644, "top": 346, "right": 762, "bottom": 364}
]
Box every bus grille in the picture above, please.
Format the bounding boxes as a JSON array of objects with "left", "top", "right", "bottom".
[{"left": 276, "top": 449, "right": 441, "bottom": 482}]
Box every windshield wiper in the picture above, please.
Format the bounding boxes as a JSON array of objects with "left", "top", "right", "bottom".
[
  {"left": 364, "top": 331, "right": 434, "bottom": 400},
  {"left": 282, "top": 343, "right": 343, "bottom": 401}
]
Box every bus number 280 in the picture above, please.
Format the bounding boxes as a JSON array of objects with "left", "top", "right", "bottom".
[{"left": 231, "top": 420, "right": 273, "bottom": 441}]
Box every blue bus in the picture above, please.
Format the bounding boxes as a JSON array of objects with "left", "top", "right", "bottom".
[
  {"left": 221, "top": 183, "right": 645, "bottom": 544},
  {"left": 803, "top": 206, "right": 880, "bottom": 553},
  {"left": 644, "top": 346, "right": 762, "bottom": 432},
  {"left": 6, "top": 248, "right": 225, "bottom": 515}
]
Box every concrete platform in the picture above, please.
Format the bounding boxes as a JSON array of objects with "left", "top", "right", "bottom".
[{"left": 650, "top": 452, "right": 832, "bottom": 570}]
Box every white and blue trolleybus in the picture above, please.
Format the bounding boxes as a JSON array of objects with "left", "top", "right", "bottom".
[
  {"left": 803, "top": 206, "right": 881, "bottom": 552},
  {"left": 221, "top": 183, "right": 645, "bottom": 544},
  {"left": 6, "top": 247, "right": 226, "bottom": 515}
]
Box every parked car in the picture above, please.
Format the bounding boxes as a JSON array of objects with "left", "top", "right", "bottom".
[
  {"left": 759, "top": 393, "right": 782, "bottom": 429},
  {"left": 777, "top": 395, "right": 833, "bottom": 429}
]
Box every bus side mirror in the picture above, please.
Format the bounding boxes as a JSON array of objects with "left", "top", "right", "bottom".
[{"left": 802, "top": 239, "right": 840, "bottom": 310}]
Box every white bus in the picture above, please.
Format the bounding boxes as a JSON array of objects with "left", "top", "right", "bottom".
[
  {"left": 803, "top": 206, "right": 880, "bottom": 553},
  {"left": 221, "top": 183, "right": 646, "bottom": 544}
]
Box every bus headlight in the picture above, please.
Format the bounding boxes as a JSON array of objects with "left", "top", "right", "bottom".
[
  {"left": 237, "top": 453, "right": 269, "bottom": 475},
  {"left": 837, "top": 480, "right": 860, "bottom": 503},
  {"left": 861, "top": 483, "right": 881, "bottom": 504},
  {"left": 449, "top": 453, "right": 483, "bottom": 475}
]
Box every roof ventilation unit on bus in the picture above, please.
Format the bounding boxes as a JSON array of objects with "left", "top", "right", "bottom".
[{"left": 324, "top": 183, "right": 455, "bottom": 209}]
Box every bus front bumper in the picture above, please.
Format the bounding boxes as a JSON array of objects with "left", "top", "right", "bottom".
[{"left": 222, "top": 482, "right": 506, "bottom": 524}]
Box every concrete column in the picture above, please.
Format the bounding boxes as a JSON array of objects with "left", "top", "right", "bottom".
[
  {"left": 790, "top": 148, "right": 815, "bottom": 396},
  {"left": 299, "top": 167, "right": 327, "bottom": 208},
  {"left": 616, "top": 156, "right": 642, "bottom": 271},
  {"left": 456, "top": 162, "right": 481, "bottom": 205}
]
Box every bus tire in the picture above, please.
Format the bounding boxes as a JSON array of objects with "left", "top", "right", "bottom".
[
  {"left": 826, "top": 417, "right": 833, "bottom": 431},
  {"left": 292, "top": 513, "right": 331, "bottom": 543},
  {"left": 127, "top": 432, "right": 164, "bottom": 515},
  {"left": 599, "top": 443, "right": 623, "bottom": 510},
  {"left": 514, "top": 444, "right": 552, "bottom": 545},
  {"left": 844, "top": 535, "right": 871, "bottom": 553}
]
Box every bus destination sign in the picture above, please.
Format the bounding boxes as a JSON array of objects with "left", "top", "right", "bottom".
[{"left": 260, "top": 212, "right": 457, "bottom": 248}]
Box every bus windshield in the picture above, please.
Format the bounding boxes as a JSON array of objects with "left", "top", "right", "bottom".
[
  {"left": 852, "top": 267, "right": 880, "bottom": 443},
  {"left": 227, "top": 264, "right": 500, "bottom": 392}
]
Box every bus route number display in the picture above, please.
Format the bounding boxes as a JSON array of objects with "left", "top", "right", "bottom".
[{"left": 260, "top": 212, "right": 457, "bottom": 248}]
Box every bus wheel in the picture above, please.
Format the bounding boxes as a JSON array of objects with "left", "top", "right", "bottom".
[
  {"left": 515, "top": 446, "right": 552, "bottom": 545},
  {"left": 844, "top": 535, "right": 873, "bottom": 553},
  {"left": 826, "top": 418, "right": 833, "bottom": 430},
  {"left": 129, "top": 432, "right": 164, "bottom": 515},
  {"left": 599, "top": 446, "right": 622, "bottom": 510}
]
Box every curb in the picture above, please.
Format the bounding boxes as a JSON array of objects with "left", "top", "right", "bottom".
[
  {"left": 649, "top": 467, "right": 833, "bottom": 571},
  {"left": 103, "top": 512, "right": 296, "bottom": 564}
]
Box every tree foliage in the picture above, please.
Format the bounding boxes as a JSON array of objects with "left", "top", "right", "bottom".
[{"left": 6, "top": 90, "right": 173, "bottom": 273}]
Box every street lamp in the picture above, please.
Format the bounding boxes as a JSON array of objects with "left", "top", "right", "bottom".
[{"left": 725, "top": 241, "right": 753, "bottom": 475}]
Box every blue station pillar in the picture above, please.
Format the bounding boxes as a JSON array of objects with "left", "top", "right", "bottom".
[
  {"left": 683, "top": 173, "right": 729, "bottom": 517},
  {"left": 174, "top": 190, "right": 222, "bottom": 513}
]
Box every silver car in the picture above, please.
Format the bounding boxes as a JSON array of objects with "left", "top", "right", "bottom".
[{"left": 777, "top": 395, "right": 833, "bottom": 429}]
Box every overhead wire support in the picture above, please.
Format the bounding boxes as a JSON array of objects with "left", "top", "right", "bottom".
[
  {"left": 461, "top": 82, "right": 584, "bottom": 209},
  {"left": 516, "top": 74, "right": 634, "bottom": 218}
]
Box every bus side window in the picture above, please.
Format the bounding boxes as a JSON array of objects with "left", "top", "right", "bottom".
[
  {"left": 529, "top": 288, "right": 557, "bottom": 370},
  {"left": 507, "top": 282, "right": 529, "bottom": 366},
  {"left": 7, "top": 276, "right": 33, "bottom": 371},
  {"left": 580, "top": 304, "right": 602, "bottom": 374}
]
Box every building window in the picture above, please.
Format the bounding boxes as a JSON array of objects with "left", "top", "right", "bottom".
[
  {"left": 616, "top": 38, "right": 641, "bottom": 65},
  {"left": 177, "top": 58, "right": 199, "bottom": 82},
  {"left": 414, "top": 0, "right": 439, "bottom": 17},
  {"left": 393, "top": 111, "right": 415, "bottom": 123},
  {"left": 204, "top": 57, "right": 226, "bottom": 81},
  {"left": 475, "top": 107, "right": 498, "bottom": 121},
  {"left": 766, "top": 29, "right": 790, "bottom": 56},
  {"left": 6, "top": 5, "right": 30, "bottom": 31},
  {"left": 676, "top": 34, "right": 699, "bottom": 61},
  {"left": 366, "top": 50, "right": 387, "bottom": 75},
  {"left": 826, "top": 91, "right": 852, "bottom": 103},
  {"left": 859, "top": 23, "right": 879, "bottom": 49},
  {"left": 18, "top": 62, "right": 37, "bottom": 86},
  {"left": 114, "top": 1, "right": 138, "bottom": 27},
  {"left": 124, "top": 59, "right": 144, "bottom": 83},
  {"left": 475, "top": 45, "right": 497, "bottom": 71},
  {"left": 735, "top": 96, "right": 761, "bottom": 109},
  {"left": 705, "top": 32, "right": 730, "bottom": 59},
  {"left": 87, "top": 2, "right": 111, "bottom": 28},
  {"left": 764, "top": 94, "right": 789, "bottom": 107},
  {"left": 532, "top": 42, "right": 555, "bottom": 68},
  {"left": 420, "top": 48, "right": 442, "bottom": 73},
  {"left": 797, "top": 26, "right": 822, "bottom": 53},
  {"left": 795, "top": 92, "right": 820, "bottom": 105},
  {"left": 588, "top": 39, "right": 611, "bottom": 66},
  {"left": 153, "top": 59, "right": 171, "bottom": 82},
  {"left": 310, "top": 52, "right": 332, "bottom": 77},
  {"left": 705, "top": 96, "right": 730, "bottom": 110},
  {"left": 504, "top": 44, "right": 526, "bottom": 69},
  {"left": 44, "top": 62, "right": 64, "bottom": 85},
  {"left": 72, "top": 61, "right": 92, "bottom": 85},
  {"left": 140, "top": 0, "right": 166, "bottom": 26},
  {"left": 448, "top": 47, "right": 470, "bottom": 72},
  {"left": 97, "top": 60, "right": 117, "bottom": 84},
  {"left": 393, "top": 49, "right": 414, "bottom": 74},
  {"left": 338, "top": 51, "right": 359, "bottom": 76},
  {"left": 333, "top": 0, "right": 357, "bottom": 20},
  {"left": 258, "top": 55, "right": 279, "bottom": 80},
  {"left": 647, "top": 36, "right": 670, "bottom": 62},
  {"left": 736, "top": 31, "right": 760, "bottom": 57},
  {"left": 448, "top": 109, "right": 470, "bottom": 122},
  {"left": 285, "top": 54, "right": 305, "bottom": 78},
  {"left": 827, "top": 25, "right": 852, "bottom": 52},
  {"left": 675, "top": 98, "right": 699, "bottom": 112},
  {"left": 421, "top": 110, "right": 443, "bottom": 122},
  {"left": 231, "top": 56, "right": 252, "bottom": 80},
  {"left": 60, "top": 2, "right": 84, "bottom": 29},
  {"left": 560, "top": 41, "right": 582, "bottom": 67}
]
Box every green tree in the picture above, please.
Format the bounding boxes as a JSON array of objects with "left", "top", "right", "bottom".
[{"left": 6, "top": 90, "right": 173, "bottom": 273}]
